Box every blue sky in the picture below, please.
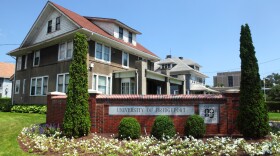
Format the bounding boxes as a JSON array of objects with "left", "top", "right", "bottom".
[{"left": 1, "top": 0, "right": 280, "bottom": 86}]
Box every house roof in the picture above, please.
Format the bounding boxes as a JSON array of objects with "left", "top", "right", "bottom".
[
  {"left": 49, "top": 2, "right": 157, "bottom": 57},
  {"left": 155, "top": 57, "right": 208, "bottom": 78},
  {"left": 84, "top": 16, "right": 141, "bottom": 34},
  {"left": 0, "top": 62, "right": 15, "bottom": 78}
]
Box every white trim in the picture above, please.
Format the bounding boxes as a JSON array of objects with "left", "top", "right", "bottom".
[
  {"left": 30, "top": 76, "right": 49, "bottom": 96},
  {"left": 33, "top": 50, "right": 40, "bottom": 66},
  {"left": 94, "top": 42, "right": 111, "bottom": 63},
  {"left": 92, "top": 73, "right": 111, "bottom": 95},
  {"left": 56, "top": 73, "right": 69, "bottom": 93},
  {"left": 15, "top": 80, "right": 20, "bottom": 94},
  {"left": 122, "top": 51, "right": 129, "bottom": 68}
]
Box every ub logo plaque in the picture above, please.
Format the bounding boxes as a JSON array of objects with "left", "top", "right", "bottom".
[{"left": 199, "top": 104, "right": 219, "bottom": 124}]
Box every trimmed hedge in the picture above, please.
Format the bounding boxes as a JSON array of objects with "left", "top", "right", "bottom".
[
  {"left": 266, "top": 101, "right": 280, "bottom": 112},
  {"left": 151, "top": 115, "right": 176, "bottom": 140},
  {"left": 11, "top": 105, "right": 46, "bottom": 114},
  {"left": 185, "top": 114, "right": 206, "bottom": 138},
  {"left": 0, "top": 98, "right": 12, "bottom": 112},
  {"left": 118, "top": 117, "right": 141, "bottom": 139}
]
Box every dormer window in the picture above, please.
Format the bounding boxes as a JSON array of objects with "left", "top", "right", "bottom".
[
  {"left": 128, "top": 32, "right": 133, "bottom": 43},
  {"left": 119, "top": 27, "right": 123, "bottom": 39},
  {"left": 56, "top": 17, "right": 60, "bottom": 30},
  {"left": 47, "top": 20, "right": 52, "bottom": 33}
]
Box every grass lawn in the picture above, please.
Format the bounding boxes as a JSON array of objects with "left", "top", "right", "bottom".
[
  {"left": 269, "top": 112, "right": 280, "bottom": 121},
  {"left": 0, "top": 112, "right": 45, "bottom": 156}
]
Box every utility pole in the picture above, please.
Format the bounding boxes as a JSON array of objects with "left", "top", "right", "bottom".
[{"left": 263, "top": 78, "right": 266, "bottom": 102}]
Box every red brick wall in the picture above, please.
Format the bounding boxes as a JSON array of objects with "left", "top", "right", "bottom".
[{"left": 46, "top": 93, "right": 240, "bottom": 136}]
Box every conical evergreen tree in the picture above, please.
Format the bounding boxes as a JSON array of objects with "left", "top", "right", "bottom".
[
  {"left": 63, "top": 32, "right": 91, "bottom": 138},
  {"left": 237, "top": 24, "right": 269, "bottom": 138}
]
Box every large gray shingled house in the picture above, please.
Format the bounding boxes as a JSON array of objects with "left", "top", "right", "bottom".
[{"left": 8, "top": 1, "right": 187, "bottom": 104}]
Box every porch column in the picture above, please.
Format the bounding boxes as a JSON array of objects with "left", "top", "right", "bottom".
[
  {"left": 178, "top": 75, "right": 186, "bottom": 95},
  {"left": 135, "top": 60, "right": 147, "bottom": 95},
  {"left": 185, "top": 74, "right": 191, "bottom": 94},
  {"left": 165, "top": 77, "right": 170, "bottom": 95}
]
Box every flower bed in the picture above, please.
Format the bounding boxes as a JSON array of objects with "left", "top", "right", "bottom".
[{"left": 18, "top": 124, "right": 280, "bottom": 156}]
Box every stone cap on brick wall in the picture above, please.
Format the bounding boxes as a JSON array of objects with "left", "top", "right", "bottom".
[
  {"left": 96, "top": 94, "right": 225, "bottom": 100},
  {"left": 224, "top": 89, "right": 240, "bottom": 93},
  {"left": 88, "top": 89, "right": 102, "bottom": 94},
  {"left": 47, "top": 91, "right": 67, "bottom": 96}
]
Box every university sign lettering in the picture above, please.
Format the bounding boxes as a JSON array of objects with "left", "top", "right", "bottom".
[{"left": 109, "top": 106, "right": 195, "bottom": 116}]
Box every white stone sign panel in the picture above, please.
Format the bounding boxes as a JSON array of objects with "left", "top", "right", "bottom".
[
  {"left": 109, "top": 106, "right": 194, "bottom": 116},
  {"left": 199, "top": 104, "right": 219, "bottom": 124}
]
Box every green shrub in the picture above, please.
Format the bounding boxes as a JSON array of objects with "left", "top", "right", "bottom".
[
  {"left": 118, "top": 117, "right": 141, "bottom": 139},
  {"left": 11, "top": 105, "right": 47, "bottom": 114},
  {"left": 151, "top": 115, "right": 176, "bottom": 140},
  {"left": 0, "top": 98, "right": 12, "bottom": 112},
  {"left": 185, "top": 115, "right": 206, "bottom": 138}
]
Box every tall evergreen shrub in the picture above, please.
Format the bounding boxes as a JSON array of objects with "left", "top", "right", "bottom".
[
  {"left": 63, "top": 32, "right": 91, "bottom": 138},
  {"left": 237, "top": 24, "right": 269, "bottom": 138}
]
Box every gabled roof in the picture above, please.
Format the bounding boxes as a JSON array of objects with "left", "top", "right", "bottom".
[
  {"left": 84, "top": 16, "right": 141, "bottom": 34},
  {"left": 8, "top": 1, "right": 158, "bottom": 59},
  {"left": 0, "top": 62, "right": 15, "bottom": 78},
  {"left": 50, "top": 2, "right": 157, "bottom": 57},
  {"left": 155, "top": 57, "right": 208, "bottom": 78}
]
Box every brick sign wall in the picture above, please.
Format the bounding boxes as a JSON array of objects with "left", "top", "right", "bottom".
[{"left": 47, "top": 93, "right": 240, "bottom": 136}]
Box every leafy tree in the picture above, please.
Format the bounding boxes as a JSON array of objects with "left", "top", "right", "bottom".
[
  {"left": 63, "top": 32, "right": 91, "bottom": 138},
  {"left": 268, "top": 85, "right": 280, "bottom": 101},
  {"left": 262, "top": 73, "right": 280, "bottom": 88},
  {"left": 237, "top": 24, "right": 269, "bottom": 138}
]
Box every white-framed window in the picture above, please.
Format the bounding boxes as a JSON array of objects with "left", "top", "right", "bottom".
[
  {"left": 47, "top": 20, "right": 52, "bottom": 33},
  {"left": 33, "top": 51, "right": 40, "bottom": 66},
  {"left": 95, "top": 42, "right": 111, "bottom": 62},
  {"left": 16, "top": 56, "right": 22, "bottom": 71},
  {"left": 56, "top": 16, "right": 60, "bottom": 31},
  {"left": 57, "top": 73, "right": 69, "bottom": 93},
  {"left": 122, "top": 51, "right": 129, "bottom": 68},
  {"left": 58, "top": 41, "right": 73, "bottom": 61},
  {"left": 22, "top": 79, "right": 26, "bottom": 94},
  {"left": 92, "top": 74, "right": 111, "bottom": 95},
  {"left": 30, "top": 76, "right": 48, "bottom": 96},
  {"left": 15, "top": 80, "right": 20, "bottom": 94},
  {"left": 121, "top": 78, "right": 135, "bottom": 94}
]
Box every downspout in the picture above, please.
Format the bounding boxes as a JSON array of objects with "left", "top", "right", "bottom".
[
  {"left": 10, "top": 56, "right": 16, "bottom": 105},
  {"left": 136, "top": 70, "right": 138, "bottom": 94}
]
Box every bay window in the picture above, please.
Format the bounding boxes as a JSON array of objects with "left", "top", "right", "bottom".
[{"left": 121, "top": 78, "right": 135, "bottom": 94}]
